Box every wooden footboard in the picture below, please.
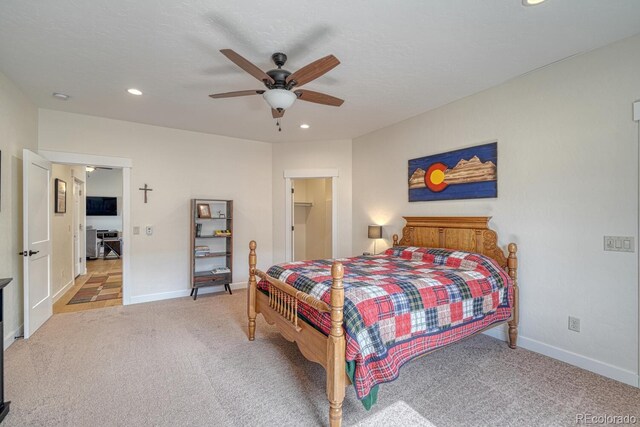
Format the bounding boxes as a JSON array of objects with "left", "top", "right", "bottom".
[{"left": 248, "top": 241, "right": 347, "bottom": 427}]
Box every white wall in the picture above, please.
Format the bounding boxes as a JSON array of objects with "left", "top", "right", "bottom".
[
  {"left": 272, "top": 140, "right": 352, "bottom": 264},
  {"left": 0, "top": 71, "right": 38, "bottom": 349},
  {"left": 293, "top": 180, "right": 308, "bottom": 261},
  {"left": 304, "top": 178, "right": 332, "bottom": 260},
  {"left": 86, "top": 168, "right": 123, "bottom": 231},
  {"left": 50, "top": 164, "right": 74, "bottom": 299},
  {"left": 352, "top": 34, "right": 640, "bottom": 385},
  {"left": 38, "top": 110, "right": 273, "bottom": 302},
  {"left": 293, "top": 178, "right": 333, "bottom": 261},
  {"left": 49, "top": 163, "right": 85, "bottom": 299}
]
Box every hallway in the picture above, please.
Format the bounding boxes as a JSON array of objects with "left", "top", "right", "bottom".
[{"left": 53, "top": 258, "right": 122, "bottom": 314}]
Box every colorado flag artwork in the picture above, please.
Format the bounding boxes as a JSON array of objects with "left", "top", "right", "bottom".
[{"left": 408, "top": 142, "right": 497, "bottom": 202}]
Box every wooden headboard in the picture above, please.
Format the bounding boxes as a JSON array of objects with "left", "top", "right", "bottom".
[
  {"left": 392, "top": 216, "right": 514, "bottom": 269},
  {"left": 392, "top": 216, "right": 519, "bottom": 350}
]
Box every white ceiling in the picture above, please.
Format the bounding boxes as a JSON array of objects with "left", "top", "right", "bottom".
[{"left": 1, "top": 1, "right": 639, "bottom": 143}]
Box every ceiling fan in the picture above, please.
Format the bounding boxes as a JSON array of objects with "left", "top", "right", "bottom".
[{"left": 209, "top": 49, "right": 344, "bottom": 129}]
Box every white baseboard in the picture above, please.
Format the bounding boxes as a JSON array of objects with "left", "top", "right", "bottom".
[
  {"left": 483, "top": 327, "right": 639, "bottom": 388},
  {"left": 4, "top": 323, "right": 23, "bottom": 350},
  {"left": 483, "top": 325, "right": 508, "bottom": 341},
  {"left": 128, "top": 281, "right": 248, "bottom": 305},
  {"left": 52, "top": 279, "right": 75, "bottom": 303}
]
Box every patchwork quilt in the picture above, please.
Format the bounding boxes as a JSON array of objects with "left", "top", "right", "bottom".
[{"left": 258, "top": 246, "right": 513, "bottom": 402}]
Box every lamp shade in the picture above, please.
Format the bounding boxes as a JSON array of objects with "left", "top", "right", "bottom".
[
  {"left": 263, "top": 89, "right": 297, "bottom": 110},
  {"left": 368, "top": 225, "right": 382, "bottom": 239}
]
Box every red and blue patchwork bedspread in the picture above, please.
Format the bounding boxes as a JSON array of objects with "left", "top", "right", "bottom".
[{"left": 258, "top": 246, "right": 513, "bottom": 402}]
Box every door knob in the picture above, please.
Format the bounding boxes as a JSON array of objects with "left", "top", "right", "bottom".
[
  {"left": 18, "top": 251, "right": 26, "bottom": 256},
  {"left": 28, "top": 250, "right": 39, "bottom": 256}
]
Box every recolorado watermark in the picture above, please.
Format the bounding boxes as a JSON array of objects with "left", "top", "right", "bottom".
[{"left": 576, "top": 413, "right": 637, "bottom": 424}]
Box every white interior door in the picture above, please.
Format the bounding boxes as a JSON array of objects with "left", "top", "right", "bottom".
[
  {"left": 73, "top": 179, "right": 81, "bottom": 276},
  {"left": 22, "top": 149, "right": 53, "bottom": 339}
]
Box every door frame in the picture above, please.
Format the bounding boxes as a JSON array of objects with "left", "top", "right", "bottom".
[
  {"left": 72, "top": 177, "right": 86, "bottom": 277},
  {"left": 284, "top": 169, "right": 338, "bottom": 262},
  {"left": 635, "top": 100, "right": 640, "bottom": 388},
  {"left": 39, "top": 150, "right": 133, "bottom": 305}
]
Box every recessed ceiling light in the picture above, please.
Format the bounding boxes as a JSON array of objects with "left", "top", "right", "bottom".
[
  {"left": 522, "top": 0, "right": 546, "bottom": 5},
  {"left": 300, "top": 124, "right": 310, "bottom": 129},
  {"left": 52, "top": 92, "right": 70, "bottom": 100},
  {"left": 127, "top": 88, "right": 143, "bottom": 96}
]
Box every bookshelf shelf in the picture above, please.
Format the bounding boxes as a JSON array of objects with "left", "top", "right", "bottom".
[{"left": 190, "top": 199, "right": 233, "bottom": 300}]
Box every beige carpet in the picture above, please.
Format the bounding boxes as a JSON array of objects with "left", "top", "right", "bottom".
[
  {"left": 5, "top": 290, "right": 640, "bottom": 426},
  {"left": 353, "top": 401, "right": 436, "bottom": 427}
]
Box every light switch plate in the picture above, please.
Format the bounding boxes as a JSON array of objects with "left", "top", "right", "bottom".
[
  {"left": 133, "top": 226, "right": 140, "bottom": 235},
  {"left": 604, "top": 236, "right": 634, "bottom": 252}
]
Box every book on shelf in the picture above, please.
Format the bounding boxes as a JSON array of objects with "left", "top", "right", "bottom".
[
  {"left": 194, "top": 245, "right": 209, "bottom": 256},
  {"left": 214, "top": 229, "right": 231, "bottom": 237},
  {"left": 211, "top": 267, "right": 230, "bottom": 274},
  {"left": 195, "top": 223, "right": 202, "bottom": 237}
]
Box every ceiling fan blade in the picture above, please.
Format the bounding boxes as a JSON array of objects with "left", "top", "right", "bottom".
[
  {"left": 295, "top": 89, "right": 344, "bottom": 106},
  {"left": 220, "top": 49, "right": 275, "bottom": 85},
  {"left": 209, "top": 90, "right": 265, "bottom": 99},
  {"left": 286, "top": 54, "right": 340, "bottom": 87},
  {"left": 272, "top": 108, "right": 285, "bottom": 119}
]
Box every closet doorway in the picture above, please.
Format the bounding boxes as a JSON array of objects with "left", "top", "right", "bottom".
[{"left": 292, "top": 178, "right": 333, "bottom": 261}]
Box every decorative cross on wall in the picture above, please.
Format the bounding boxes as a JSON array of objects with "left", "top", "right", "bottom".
[{"left": 139, "top": 183, "right": 153, "bottom": 203}]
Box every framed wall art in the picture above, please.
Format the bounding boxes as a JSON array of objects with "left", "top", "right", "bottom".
[
  {"left": 55, "top": 178, "right": 67, "bottom": 213},
  {"left": 408, "top": 142, "right": 497, "bottom": 202}
]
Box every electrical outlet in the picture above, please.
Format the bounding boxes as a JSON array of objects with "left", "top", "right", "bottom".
[
  {"left": 145, "top": 225, "right": 153, "bottom": 236},
  {"left": 568, "top": 316, "right": 580, "bottom": 333}
]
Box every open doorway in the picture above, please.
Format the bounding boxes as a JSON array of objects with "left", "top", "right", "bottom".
[
  {"left": 292, "top": 178, "right": 333, "bottom": 261},
  {"left": 21, "top": 150, "right": 131, "bottom": 338},
  {"left": 284, "top": 169, "right": 338, "bottom": 262},
  {"left": 52, "top": 166, "right": 124, "bottom": 313}
]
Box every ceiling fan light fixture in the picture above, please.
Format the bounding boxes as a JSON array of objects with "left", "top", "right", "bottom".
[{"left": 263, "top": 89, "right": 296, "bottom": 111}]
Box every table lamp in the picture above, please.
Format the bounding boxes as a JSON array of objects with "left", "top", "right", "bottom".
[{"left": 368, "top": 225, "right": 383, "bottom": 254}]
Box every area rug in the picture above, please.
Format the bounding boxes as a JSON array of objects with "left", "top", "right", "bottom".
[
  {"left": 353, "top": 401, "right": 437, "bottom": 427},
  {"left": 67, "top": 272, "right": 122, "bottom": 305}
]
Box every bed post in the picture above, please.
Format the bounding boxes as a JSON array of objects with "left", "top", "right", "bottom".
[
  {"left": 327, "top": 262, "right": 346, "bottom": 427},
  {"left": 507, "top": 243, "right": 518, "bottom": 349},
  {"left": 248, "top": 240, "right": 257, "bottom": 341},
  {"left": 392, "top": 234, "right": 399, "bottom": 246}
]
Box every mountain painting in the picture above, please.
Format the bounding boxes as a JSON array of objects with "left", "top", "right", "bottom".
[{"left": 408, "top": 142, "right": 497, "bottom": 202}]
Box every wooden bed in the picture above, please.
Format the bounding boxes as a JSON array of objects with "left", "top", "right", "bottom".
[{"left": 247, "top": 216, "right": 518, "bottom": 427}]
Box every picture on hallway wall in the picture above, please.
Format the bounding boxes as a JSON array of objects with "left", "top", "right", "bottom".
[
  {"left": 55, "top": 178, "right": 67, "bottom": 213},
  {"left": 408, "top": 142, "right": 497, "bottom": 202}
]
